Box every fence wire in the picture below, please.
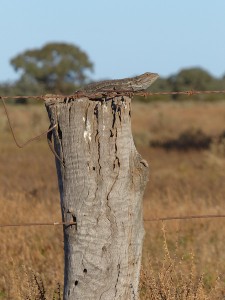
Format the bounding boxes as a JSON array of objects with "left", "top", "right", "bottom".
[
  {"left": 1, "top": 89, "right": 225, "bottom": 101},
  {"left": 1, "top": 214, "right": 225, "bottom": 228},
  {"left": 1, "top": 89, "right": 225, "bottom": 229}
]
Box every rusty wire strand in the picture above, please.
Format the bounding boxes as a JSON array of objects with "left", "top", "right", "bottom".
[
  {"left": 137, "top": 90, "right": 225, "bottom": 96},
  {"left": 1, "top": 89, "right": 225, "bottom": 149},
  {"left": 0, "top": 90, "right": 225, "bottom": 228},
  {"left": 1, "top": 89, "right": 225, "bottom": 101},
  {"left": 144, "top": 214, "right": 225, "bottom": 222},
  {"left": 0, "top": 221, "right": 76, "bottom": 228},
  {"left": 0, "top": 96, "right": 57, "bottom": 148},
  {"left": 1, "top": 214, "right": 225, "bottom": 228}
]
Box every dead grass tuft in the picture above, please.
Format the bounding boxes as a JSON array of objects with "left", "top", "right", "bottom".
[{"left": 140, "top": 225, "right": 225, "bottom": 300}]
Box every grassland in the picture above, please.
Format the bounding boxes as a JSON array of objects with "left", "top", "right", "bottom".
[{"left": 0, "top": 100, "right": 225, "bottom": 299}]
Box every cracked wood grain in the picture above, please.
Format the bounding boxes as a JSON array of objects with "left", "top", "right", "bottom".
[{"left": 45, "top": 94, "right": 149, "bottom": 300}]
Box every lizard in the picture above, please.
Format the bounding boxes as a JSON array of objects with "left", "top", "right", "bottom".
[
  {"left": 47, "top": 72, "right": 159, "bottom": 165},
  {"left": 81, "top": 72, "right": 159, "bottom": 93}
]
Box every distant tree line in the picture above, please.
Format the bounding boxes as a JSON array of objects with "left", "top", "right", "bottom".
[{"left": 0, "top": 42, "right": 224, "bottom": 102}]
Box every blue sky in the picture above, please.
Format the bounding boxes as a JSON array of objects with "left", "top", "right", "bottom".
[{"left": 1, "top": 0, "right": 225, "bottom": 82}]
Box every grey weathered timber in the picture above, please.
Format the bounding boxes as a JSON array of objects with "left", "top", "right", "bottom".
[{"left": 45, "top": 74, "right": 153, "bottom": 299}]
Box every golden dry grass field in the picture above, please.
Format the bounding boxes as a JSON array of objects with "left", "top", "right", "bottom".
[{"left": 0, "top": 100, "right": 225, "bottom": 299}]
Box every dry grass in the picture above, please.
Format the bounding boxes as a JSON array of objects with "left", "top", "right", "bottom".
[
  {"left": 1, "top": 100, "right": 225, "bottom": 299},
  {"left": 140, "top": 225, "right": 224, "bottom": 300}
]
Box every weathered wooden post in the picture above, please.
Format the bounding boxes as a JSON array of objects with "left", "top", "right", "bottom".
[{"left": 45, "top": 73, "right": 158, "bottom": 299}]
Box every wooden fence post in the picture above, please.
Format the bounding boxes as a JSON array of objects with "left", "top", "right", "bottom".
[{"left": 45, "top": 93, "right": 149, "bottom": 299}]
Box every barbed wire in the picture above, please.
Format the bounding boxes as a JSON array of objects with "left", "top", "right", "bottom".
[
  {"left": 1, "top": 214, "right": 225, "bottom": 228},
  {"left": 140, "top": 90, "right": 225, "bottom": 97},
  {"left": 0, "top": 221, "right": 76, "bottom": 228},
  {"left": 144, "top": 214, "right": 225, "bottom": 222},
  {"left": 1, "top": 91, "right": 225, "bottom": 228},
  {"left": 1, "top": 89, "right": 225, "bottom": 101}
]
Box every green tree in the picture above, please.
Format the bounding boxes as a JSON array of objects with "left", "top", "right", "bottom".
[
  {"left": 170, "top": 68, "right": 213, "bottom": 90},
  {"left": 167, "top": 68, "right": 218, "bottom": 100},
  {"left": 10, "top": 42, "right": 94, "bottom": 94}
]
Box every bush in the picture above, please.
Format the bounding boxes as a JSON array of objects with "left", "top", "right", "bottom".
[{"left": 150, "top": 129, "right": 212, "bottom": 151}]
